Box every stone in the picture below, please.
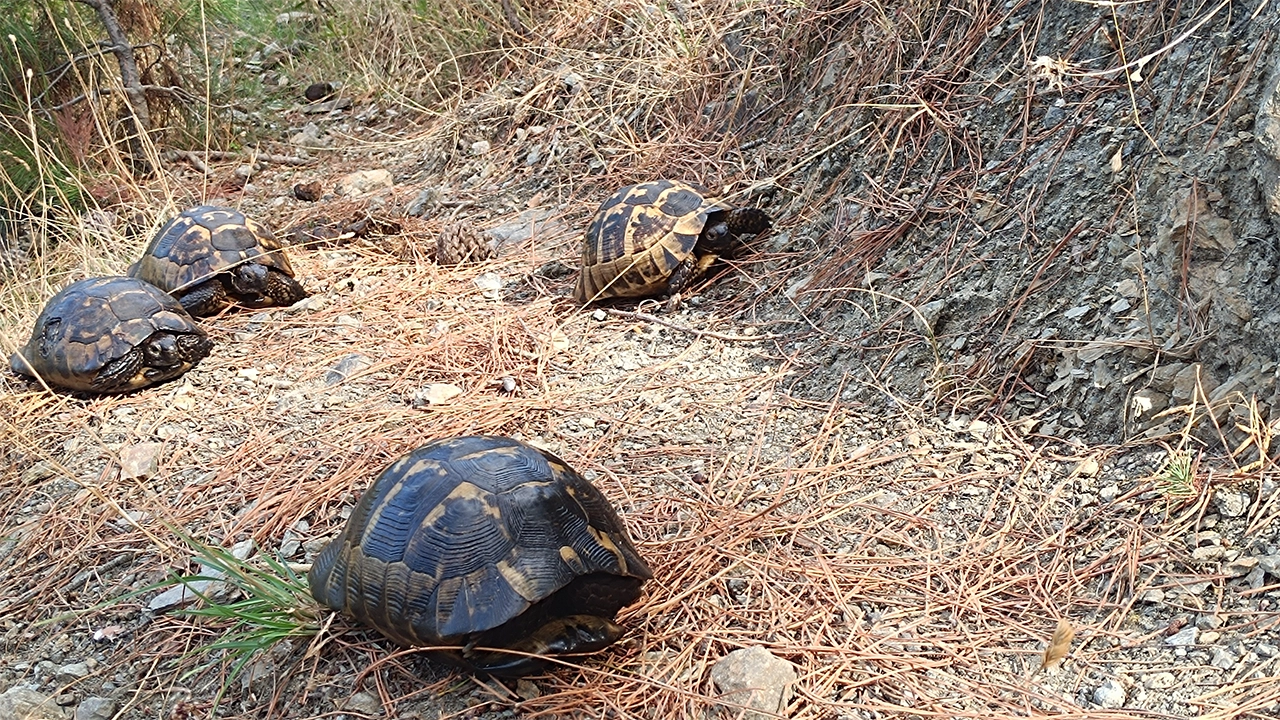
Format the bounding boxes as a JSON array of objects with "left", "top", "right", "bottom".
[
  {"left": 1258, "top": 555, "right": 1280, "bottom": 577},
  {"left": 335, "top": 169, "right": 393, "bottom": 197},
  {"left": 343, "top": 691, "right": 382, "bottom": 716},
  {"left": 1225, "top": 556, "right": 1259, "bottom": 577},
  {"left": 56, "top": 661, "right": 91, "bottom": 684},
  {"left": 483, "top": 208, "right": 561, "bottom": 249},
  {"left": 0, "top": 686, "right": 67, "bottom": 720},
  {"left": 469, "top": 140, "right": 491, "bottom": 156},
  {"left": 1255, "top": 54, "right": 1280, "bottom": 218},
  {"left": 710, "top": 646, "right": 796, "bottom": 720},
  {"left": 325, "top": 353, "right": 372, "bottom": 385},
  {"left": 119, "top": 442, "right": 163, "bottom": 480},
  {"left": 1210, "top": 646, "right": 1238, "bottom": 669},
  {"left": 404, "top": 187, "right": 442, "bottom": 218},
  {"left": 1144, "top": 672, "right": 1176, "bottom": 689},
  {"left": 1165, "top": 626, "right": 1198, "bottom": 646},
  {"left": 293, "top": 181, "right": 323, "bottom": 202},
  {"left": 1092, "top": 678, "right": 1126, "bottom": 708},
  {"left": 473, "top": 272, "right": 503, "bottom": 299},
  {"left": 75, "top": 697, "right": 116, "bottom": 720},
  {"left": 412, "top": 384, "right": 463, "bottom": 407},
  {"left": 1214, "top": 489, "right": 1250, "bottom": 518},
  {"left": 289, "top": 123, "right": 325, "bottom": 146},
  {"left": 913, "top": 299, "right": 947, "bottom": 334}
]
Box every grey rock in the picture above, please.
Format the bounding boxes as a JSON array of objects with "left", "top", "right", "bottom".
[
  {"left": 56, "top": 661, "right": 91, "bottom": 683},
  {"left": 483, "top": 208, "right": 560, "bottom": 249},
  {"left": 0, "top": 686, "right": 67, "bottom": 720},
  {"left": 404, "top": 187, "right": 442, "bottom": 218},
  {"left": 710, "top": 646, "right": 796, "bottom": 720},
  {"left": 1210, "top": 646, "right": 1239, "bottom": 670},
  {"left": 1257, "top": 555, "right": 1280, "bottom": 577},
  {"left": 913, "top": 299, "right": 947, "bottom": 335},
  {"left": 335, "top": 169, "right": 393, "bottom": 197},
  {"left": 289, "top": 122, "right": 325, "bottom": 146},
  {"left": 326, "top": 353, "right": 372, "bottom": 385},
  {"left": 148, "top": 541, "right": 251, "bottom": 612},
  {"left": 1214, "top": 489, "right": 1250, "bottom": 518},
  {"left": 1165, "top": 626, "right": 1198, "bottom": 646},
  {"left": 1225, "top": 556, "right": 1259, "bottom": 577},
  {"left": 1092, "top": 678, "right": 1126, "bottom": 708},
  {"left": 74, "top": 697, "right": 116, "bottom": 720},
  {"left": 343, "top": 691, "right": 382, "bottom": 716},
  {"left": 1255, "top": 53, "right": 1280, "bottom": 218}
]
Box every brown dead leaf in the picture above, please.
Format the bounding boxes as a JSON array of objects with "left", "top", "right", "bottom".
[{"left": 1040, "top": 618, "right": 1075, "bottom": 672}]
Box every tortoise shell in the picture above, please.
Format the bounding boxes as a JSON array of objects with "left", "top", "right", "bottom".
[
  {"left": 130, "top": 205, "right": 306, "bottom": 316},
  {"left": 308, "top": 435, "right": 652, "bottom": 676},
  {"left": 9, "top": 276, "right": 212, "bottom": 394},
  {"left": 573, "top": 180, "right": 729, "bottom": 303}
]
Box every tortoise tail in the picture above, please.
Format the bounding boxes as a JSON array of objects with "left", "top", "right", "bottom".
[{"left": 725, "top": 208, "right": 772, "bottom": 236}]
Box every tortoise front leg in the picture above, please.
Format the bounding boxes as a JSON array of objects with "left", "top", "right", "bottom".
[
  {"left": 176, "top": 279, "right": 229, "bottom": 317},
  {"left": 264, "top": 269, "right": 308, "bottom": 306},
  {"left": 91, "top": 348, "right": 145, "bottom": 393},
  {"left": 665, "top": 253, "right": 719, "bottom": 297}
]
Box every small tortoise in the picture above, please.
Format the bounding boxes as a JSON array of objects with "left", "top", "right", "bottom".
[
  {"left": 309, "top": 435, "right": 652, "bottom": 676},
  {"left": 572, "top": 179, "right": 772, "bottom": 303},
  {"left": 130, "top": 205, "right": 307, "bottom": 316},
  {"left": 9, "top": 276, "right": 213, "bottom": 394}
]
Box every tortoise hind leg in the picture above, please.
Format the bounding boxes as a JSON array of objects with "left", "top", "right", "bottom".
[
  {"left": 177, "top": 280, "right": 230, "bottom": 317},
  {"left": 264, "top": 269, "right": 308, "bottom": 306}
]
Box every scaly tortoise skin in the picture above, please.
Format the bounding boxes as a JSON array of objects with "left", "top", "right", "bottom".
[
  {"left": 308, "top": 435, "right": 652, "bottom": 676},
  {"left": 130, "top": 205, "right": 307, "bottom": 316},
  {"left": 572, "top": 179, "right": 772, "bottom": 303},
  {"left": 9, "top": 276, "right": 213, "bottom": 394}
]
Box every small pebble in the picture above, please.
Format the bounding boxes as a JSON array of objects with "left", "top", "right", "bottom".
[
  {"left": 1092, "top": 679, "right": 1126, "bottom": 708},
  {"left": 1165, "top": 626, "right": 1198, "bottom": 646}
]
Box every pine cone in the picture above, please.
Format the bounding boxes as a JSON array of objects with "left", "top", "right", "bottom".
[{"left": 436, "top": 222, "right": 495, "bottom": 266}]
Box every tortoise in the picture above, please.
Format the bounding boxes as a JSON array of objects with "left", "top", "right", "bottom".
[
  {"left": 572, "top": 179, "right": 772, "bottom": 303},
  {"left": 308, "top": 435, "right": 652, "bottom": 676},
  {"left": 129, "top": 205, "right": 307, "bottom": 316},
  {"left": 9, "top": 276, "right": 213, "bottom": 394}
]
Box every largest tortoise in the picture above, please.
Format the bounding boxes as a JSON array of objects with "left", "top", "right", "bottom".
[
  {"left": 308, "top": 435, "right": 652, "bottom": 676},
  {"left": 9, "top": 276, "right": 212, "bottom": 394},
  {"left": 573, "top": 179, "right": 772, "bottom": 303},
  {"left": 130, "top": 205, "right": 307, "bottom": 316}
]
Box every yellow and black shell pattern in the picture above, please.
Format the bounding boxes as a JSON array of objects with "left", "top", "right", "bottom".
[
  {"left": 573, "top": 179, "right": 730, "bottom": 303},
  {"left": 308, "top": 435, "right": 652, "bottom": 676},
  {"left": 130, "top": 205, "right": 302, "bottom": 314},
  {"left": 8, "top": 276, "right": 212, "bottom": 394}
]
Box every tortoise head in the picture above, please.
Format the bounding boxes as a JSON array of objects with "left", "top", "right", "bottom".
[
  {"left": 228, "top": 263, "right": 270, "bottom": 296},
  {"left": 142, "top": 333, "right": 181, "bottom": 367}
]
